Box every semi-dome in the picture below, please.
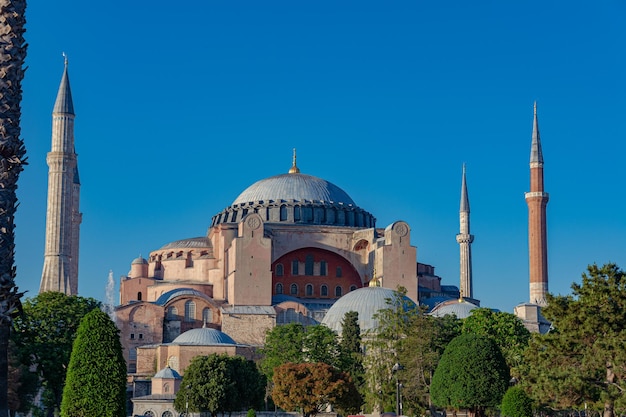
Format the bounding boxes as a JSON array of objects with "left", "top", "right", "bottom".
[
  {"left": 233, "top": 173, "right": 356, "bottom": 206},
  {"left": 172, "top": 327, "right": 237, "bottom": 346},
  {"left": 429, "top": 299, "right": 478, "bottom": 319},
  {"left": 321, "top": 287, "right": 416, "bottom": 335},
  {"left": 159, "top": 237, "right": 212, "bottom": 250}
]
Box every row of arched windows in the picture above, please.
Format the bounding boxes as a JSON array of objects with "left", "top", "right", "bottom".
[
  {"left": 275, "top": 283, "right": 357, "bottom": 297},
  {"left": 166, "top": 302, "right": 213, "bottom": 323},
  {"left": 275, "top": 258, "right": 342, "bottom": 277},
  {"left": 143, "top": 411, "right": 173, "bottom": 417}
]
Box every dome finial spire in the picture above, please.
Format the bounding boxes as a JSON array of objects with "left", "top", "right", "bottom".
[{"left": 288, "top": 148, "right": 300, "bottom": 174}]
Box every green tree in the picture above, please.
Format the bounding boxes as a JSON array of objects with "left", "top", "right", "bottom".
[
  {"left": 260, "top": 323, "right": 342, "bottom": 379},
  {"left": 501, "top": 386, "right": 533, "bottom": 417},
  {"left": 522, "top": 263, "right": 626, "bottom": 417},
  {"left": 272, "top": 362, "right": 357, "bottom": 417},
  {"left": 0, "top": 0, "right": 27, "bottom": 413},
  {"left": 12, "top": 292, "right": 100, "bottom": 415},
  {"left": 60, "top": 308, "right": 126, "bottom": 417},
  {"left": 363, "top": 287, "right": 460, "bottom": 415},
  {"left": 431, "top": 333, "right": 510, "bottom": 417},
  {"left": 461, "top": 308, "right": 530, "bottom": 378},
  {"left": 339, "top": 311, "right": 365, "bottom": 388},
  {"left": 175, "top": 354, "right": 265, "bottom": 415}
]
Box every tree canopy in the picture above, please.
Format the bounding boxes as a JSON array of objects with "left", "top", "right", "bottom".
[
  {"left": 430, "top": 332, "right": 510, "bottom": 417},
  {"left": 12, "top": 292, "right": 100, "bottom": 415},
  {"left": 363, "top": 288, "right": 460, "bottom": 415},
  {"left": 272, "top": 362, "right": 359, "bottom": 417},
  {"left": 523, "top": 263, "right": 626, "bottom": 417},
  {"left": 500, "top": 386, "right": 533, "bottom": 417},
  {"left": 60, "top": 308, "right": 127, "bottom": 417},
  {"left": 260, "top": 323, "right": 342, "bottom": 379},
  {"left": 175, "top": 354, "right": 264, "bottom": 415},
  {"left": 461, "top": 308, "right": 530, "bottom": 378}
]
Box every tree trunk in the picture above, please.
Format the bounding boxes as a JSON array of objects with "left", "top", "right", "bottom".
[{"left": 0, "top": 0, "right": 27, "bottom": 414}]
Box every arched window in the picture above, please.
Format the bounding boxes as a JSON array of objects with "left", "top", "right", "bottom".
[
  {"left": 184, "top": 301, "right": 196, "bottom": 322},
  {"left": 292, "top": 260, "right": 299, "bottom": 275},
  {"left": 137, "top": 292, "right": 142, "bottom": 301},
  {"left": 335, "top": 286, "right": 343, "bottom": 297},
  {"left": 305, "top": 255, "right": 314, "bottom": 275},
  {"left": 162, "top": 411, "right": 173, "bottom": 417},
  {"left": 350, "top": 285, "right": 357, "bottom": 292},
  {"left": 280, "top": 205, "right": 288, "bottom": 221},
  {"left": 203, "top": 308, "right": 213, "bottom": 324},
  {"left": 320, "top": 260, "right": 327, "bottom": 276},
  {"left": 290, "top": 283, "right": 298, "bottom": 296},
  {"left": 321, "top": 285, "right": 328, "bottom": 297},
  {"left": 336, "top": 266, "right": 342, "bottom": 277},
  {"left": 306, "top": 284, "right": 313, "bottom": 296},
  {"left": 163, "top": 384, "right": 170, "bottom": 394},
  {"left": 276, "top": 283, "right": 283, "bottom": 294},
  {"left": 144, "top": 411, "right": 155, "bottom": 417},
  {"left": 294, "top": 206, "right": 301, "bottom": 221},
  {"left": 186, "top": 252, "right": 193, "bottom": 268},
  {"left": 276, "top": 264, "right": 284, "bottom": 276},
  {"left": 167, "top": 306, "right": 178, "bottom": 320}
]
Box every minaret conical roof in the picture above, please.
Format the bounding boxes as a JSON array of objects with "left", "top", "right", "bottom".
[
  {"left": 460, "top": 164, "right": 470, "bottom": 212},
  {"left": 530, "top": 102, "right": 543, "bottom": 164},
  {"left": 53, "top": 55, "right": 74, "bottom": 115}
]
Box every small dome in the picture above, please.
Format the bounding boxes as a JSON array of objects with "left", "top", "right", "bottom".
[
  {"left": 172, "top": 327, "right": 237, "bottom": 346},
  {"left": 321, "top": 287, "right": 416, "bottom": 335},
  {"left": 429, "top": 299, "right": 478, "bottom": 319},
  {"left": 154, "top": 366, "right": 181, "bottom": 380},
  {"left": 232, "top": 173, "right": 356, "bottom": 206},
  {"left": 131, "top": 256, "right": 148, "bottom": 265},
  {"left": 160, "top": 237, "right": 212, "bottom": 250}
]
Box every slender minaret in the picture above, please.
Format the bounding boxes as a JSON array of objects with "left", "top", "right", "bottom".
[
  {"left": 40, "top": 56, "right": 81, "bottom": 295},
  {"left": 525, "top": 102, "right": 549, "bottom": 306},
  {"left": 456, "top": 164, "right": 474, "bottom": 299}
]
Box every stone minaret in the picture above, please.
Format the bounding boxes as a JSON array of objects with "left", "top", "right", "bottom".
[
  {"left": 456, "top": 164, "right": 474, "bottom": 299},
  {"left": 525, "top": 102, "right": 549, "bottom": 306},
  {"left": 40, "top": 57, "right": 81, "bottom": 295}
]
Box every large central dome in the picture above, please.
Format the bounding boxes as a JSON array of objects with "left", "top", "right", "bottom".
[
  {"left": 232, "top": 173, "right": 355, "bottom": 206},
  {"left": 210, "top": 154, "right": 375, "bottom": 228}
]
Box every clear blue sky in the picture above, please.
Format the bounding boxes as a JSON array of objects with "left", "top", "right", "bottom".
[{"left": 15, "top": 1, "right": 626, "bottom": 313}]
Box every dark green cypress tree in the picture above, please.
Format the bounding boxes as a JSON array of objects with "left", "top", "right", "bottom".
[{"left": 60, "top": 309, "right": 126, "bottom": 417}]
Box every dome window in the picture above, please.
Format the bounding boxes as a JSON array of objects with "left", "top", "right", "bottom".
[{"left": 280, "top": 205, "right": 288, "bottom": 221}]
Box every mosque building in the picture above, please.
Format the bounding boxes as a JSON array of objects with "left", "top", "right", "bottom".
[
  {"left": 114, "top": 148, "right": 461, "bottom": 375},
  {"left": 38, "top": 61, "right": 551, "bottom": 402}
]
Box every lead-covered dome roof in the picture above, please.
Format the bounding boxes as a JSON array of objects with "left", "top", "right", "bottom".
[
  {"left": 211, "top": 156, "right": 375, "bottom": 229},
  {"left": 172, "top": 327, "right": 237, "bottom": 345},
  {"left": 321, "top": 287, "right": 416, "bottom": 335},
  {"left": 232, "top": 173, "right": 355, "bottom": 206}
]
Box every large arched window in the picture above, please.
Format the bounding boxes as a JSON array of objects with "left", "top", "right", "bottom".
[
  {"left": 280, "top": 205, "right": 288, "bottom": 221},
  {"left": 306, "top": 284, "right": 313, "bottom": 296},
  {"left": 320, "top": 260, "right": 327, "bottom": 276},
  {"left": 184, "top": 301, "right": 196, "bottom": 322},
  {"left": 305, "top": 255, "right": 314, "bottom": 275},
  {"left": 336, "top": 266, "right": 342, "bottom": 277},
  {"left": 203, "top": 308, "right": 213, "bottom": 324},
  {"left": 167, "top": 306, "right": 178, "bottom": 320},
  {"left": 290, "top": 283, "right": 298, "bottom": 295},
  {"left": 276, "top": 283, "right": 283, "bottom": 294},
  {"left": 292, "top": 259, "right": 299, "bottom": 275},
  {"left": 335, "top": 286, "right": 343, "bottom": 297},
  {"left": 276, "top": 264, "right": 284, "bottom": 276},
  {"left": 321, "top": 285, "right": 328, "bottom": 297}
]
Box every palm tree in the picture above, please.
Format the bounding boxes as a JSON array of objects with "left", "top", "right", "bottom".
[{"left": 0, "top": 0, "right": 27, "bottom": 413}]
